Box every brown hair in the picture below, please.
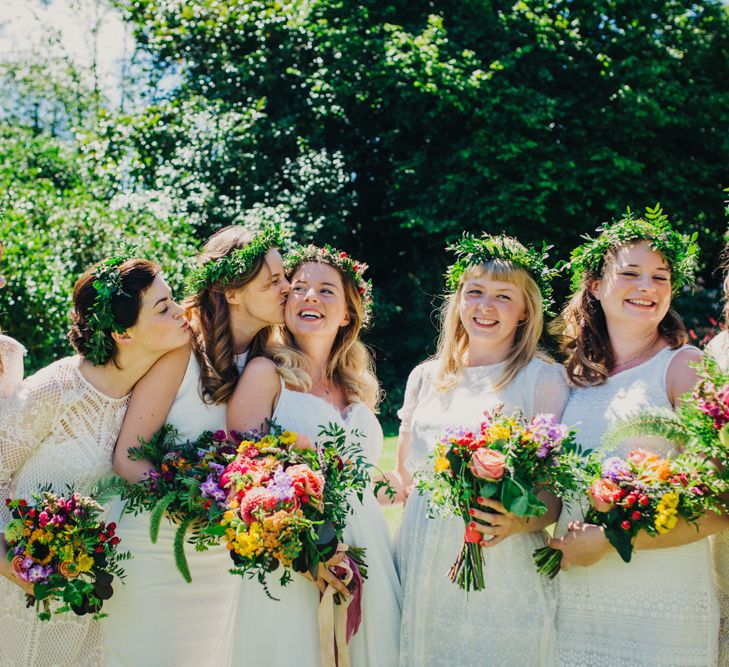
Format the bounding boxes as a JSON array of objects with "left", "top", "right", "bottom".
[
  {"left": 185, "top": 226, "right": 277, "bottom": 404},
  {"left": 67, "top": 258, "right": 160, "bottom": 365},
  {"left": 554, "top": 244, "right": 687, "bottom": 387},
  {"left": 435, "top": 261, "right": 547, "bottom": 392},
  {"left": 267, "top": 261, "right": 381, "bottom": 410}
]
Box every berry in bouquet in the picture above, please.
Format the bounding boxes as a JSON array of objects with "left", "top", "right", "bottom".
[
  {"left": 417, "top": 407, "right": 581, "bottom": 592},
  {"left": 3, "top": 490, "right": 129, "bottom": 621},
  {"left": 115, "top": 427, "right": 237, "bottom": 583},
  {"left": 219, "top": 422, "right": 372, "bottom": 606}
]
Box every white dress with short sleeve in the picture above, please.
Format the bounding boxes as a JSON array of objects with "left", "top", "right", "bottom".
[
  {"left": 0, "top": 334, "right": 26, "bottom": 398},
  {"left": 555, "top": 345, "right": 719, "bottom": 666},
  {"left": 706, "top": 331, "right": 729, "bottom": 666},
  {"left": 396, "top": 357, "right": 569, "bottom": 667},
  {"left": 102, "top": 351, "right": 247, "bottom": 667},
  {"left": 230, "top": 383, "right": 401, "bottom": 667},
  {"left": 0, "top": 356, "right": 129, "bottom": 667}
]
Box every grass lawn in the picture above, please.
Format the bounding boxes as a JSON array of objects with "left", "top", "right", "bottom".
[{"left": 378, "top": 435, "right": 403, "bottom": 536}]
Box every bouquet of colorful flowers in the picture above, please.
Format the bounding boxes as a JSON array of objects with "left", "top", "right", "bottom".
[
  {"left": 219, "top": 423, "right": 371, "bottom": 602},
  {"left": 3, "top": 490, "right": 129, "bottom": 620},
  {"left": 417, "top": 408, "right": 583, "bottom": 592},
  {"left": 579, "top": 449, "right": 722, "bottom": 564},
  {"left": 117, "top": 427, "right": 237, "bottom": 582}
]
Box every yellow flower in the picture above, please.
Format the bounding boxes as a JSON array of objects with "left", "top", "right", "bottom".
[
  {"left": 660, "top": 492, "right": 679, "bottom": 510},
  {"left": 76, "top": 553, "right": 94, "bottom": 573},
  {"left": 231, "top": 524, "right": 264, "bottom": 559},
  {"left": 258, "top": 435, "right": 276, "bottom": 450},
  {"left": 237, "top": 440, "right": 255, "bottom": 454},
  {"left": 221, "top": 509, "right": 237, "bottom": 526},
  {"left": 434, "top": 457, "right": 451, "bottom": 473},
  {"left": 278, "top": 431, "right": 298, "bottom": 447},
  {"left": 488, "top": 424, "right": 512, "bottom": 441}
]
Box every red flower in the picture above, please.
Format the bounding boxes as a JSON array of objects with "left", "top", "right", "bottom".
[
  {"left": 621, "top": 520, "right": 631, "bottom": 530},
  {"left": 95, "top": 545, "right": 105, "bottom": 553},
  {"left": 631, "top": 511, "right": 642, "bottom": 521},
  {"left": 638, "top": 495, "right": 650, "bottom": 506},
  {"left": 18, "top": 499, "right": 27, "bottom": 507},
  {"left": 108, "top": 522, "right": 117, "bottom": 531},
  {"left": 110, "top": 536, "right": 121, "bottom": 546},
  {"left": 340, "top": 252, "right": 347, "bottom": 258},
  {"left": 358, "top": 287, "right": 365, "bottom": 295}
]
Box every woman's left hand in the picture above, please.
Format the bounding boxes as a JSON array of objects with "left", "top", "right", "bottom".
[
  {"left": 468, "top": 497, "right": 526, "bottom": 547},
  {"left": 547, "top": 521, "right": 613, "bottom": 570}
]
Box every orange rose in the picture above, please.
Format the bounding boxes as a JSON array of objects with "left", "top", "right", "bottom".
[
  {"left": 589, "top": 478, "right": 621, "bottom": 512},
  {"left": 469, "top": 448, "right": 506, "bottom": 482}
]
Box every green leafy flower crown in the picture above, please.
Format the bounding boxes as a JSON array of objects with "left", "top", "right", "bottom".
[
  {"left": 445, "top": 233, "right": 558, "bottom": 313},
  {"left": 566, "top": 204, "right": 700, "bottom": 294},
  {"left": 85, "top": 246, "right": 137, "bottom": 366},
  {"left": 185, "top": 224, "right": 285, "bottom": 295},
  {"left": 284, "top": 244, "right": 374, "bottom": 326}
]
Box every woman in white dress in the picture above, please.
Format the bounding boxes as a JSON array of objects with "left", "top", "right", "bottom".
[
  {"left": 548, "top": 211, "right": 729, "bottom": 666},
  {"left": 0, "top": 241, "right": 26, "bottom": 398},
  {"left": 227, "top": 244, "right": 401, "bottom": 667},
  {"left": 103, "top": 225, "right": 289, "bottom": 666},
  {"left": 394, "top": 234, "right": 568, "bottom": 667},
  {"left": 0, "top": 255, "right": 190, "bottom": 667},
  {"left": 704, "top": 249, "right": 729, "bottom": 666}
]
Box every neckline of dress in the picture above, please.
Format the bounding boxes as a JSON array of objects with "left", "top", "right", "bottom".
[
  {"left": 608, "top": 344, "right": 673, "bottom": 379},
  {"left": 282, "top": 384, "right": 360, "bottom": 422},
  {"left": 70, "top": 357, "right": 131, "bottom": 403}
]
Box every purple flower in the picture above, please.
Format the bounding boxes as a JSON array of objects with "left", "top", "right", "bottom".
[
  {"left": 527, "top": 414, "right": 568, "bottom": 458},
  {"left": 207, "top": 462, "right": 225, "bottom": 476},
  {"left": 27, "top": 564, "right": 52, "bottom": 583},
  {"left": 266, "top": 466, "right": 295, "bottom": 502},
  {"left": 601, "top": 457, "right": 632, "bottom": 482},
  {"left": 200, "top": 475, "right": 227, "bottom": 503},
  {"left": 213, "top": 430, "right": 227, "bottom": 442}
]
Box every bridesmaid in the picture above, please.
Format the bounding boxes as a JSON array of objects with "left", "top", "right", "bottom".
[
  {"left": 0, "top": 241, "right": 26, "bottom": 398},
  {"left": 103, "top": 224, "right": 289, "bottom": 666},
  {"left": 704, "top": 244, "right": 729, "bottom": 665},
  {"left": 394, "top": 234, "right": 568, "bottom": 667},
  {"left": 549, "top": 209, "right": 729, "bottom": 666},
  {"left": 227, "top": 243, "right": 401, "bottom": 667},
  {"left": 0, "top": 254, "right": 189, "bottom": 666}
]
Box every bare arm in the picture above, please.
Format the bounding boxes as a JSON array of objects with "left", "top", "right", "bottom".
[
  {"left": 667, "top": 346, "right": 702, "bottom": 408},
  {"left": 226, "top": 357, "right": 281, "bottom": 435},
  {"left": 113, "top": 345, "right": 190, "bottom": 483}
]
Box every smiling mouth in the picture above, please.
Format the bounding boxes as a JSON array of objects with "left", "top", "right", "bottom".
[
  {"left": 299, "top": 310, "right": 323, "bottom": 320},
  {"left": 625, "top": 298, "right": 655, "bottom": 308},
  {"left": 474, "top": 317, "right": 498, "bottom": 327}
]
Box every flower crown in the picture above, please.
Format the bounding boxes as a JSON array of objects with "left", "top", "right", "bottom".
[
  {"left": 85, "top": 247, "right": 136, "bottom": 366},
  {"left": 566, "top": 204, "right": 700, "bottom": 294},
  {"left": 446, "top": 233, "right": 558, "bottom": 313},
  {"left": 185, "top": 224, "right": 285, "bottom": 296},
  {"left": 284, "top": 244, "right": 374, "bottom": 326}
]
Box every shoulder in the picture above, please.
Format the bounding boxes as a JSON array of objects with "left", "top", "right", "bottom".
[
  {"left": 0, "top": 334, "right": 26, "bottom": 356},
  {"left": 666, "top": 345, "right": 701, "bottom": 406},
  {"left": 406, "top": 359, "right": 437, "bottom": 386},
  {"left": 706, "top": 331, "right": 729, "bottom": 366},
  {"left": 144, "top": 344, "right": 192, "bottom": 386},
  {"left": 239, "top": 356, "right": 281, "bottom": 387}
]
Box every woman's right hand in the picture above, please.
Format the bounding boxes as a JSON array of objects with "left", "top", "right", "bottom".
[{"left": 302, "top": 550, "right": 352, "bottom": 599}]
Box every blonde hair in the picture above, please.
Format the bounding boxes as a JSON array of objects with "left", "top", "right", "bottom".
[
  {"left": 185, "top": 226, "right": 278, "bottom": 404},
  {"left": 553, "top": 244, "right": 687, "bottom": 387},
  {"left": 266, "top": 261, "right": 381, "bottom": 411},
  {"left": 435, "top": 261, "right": 546, "bottom": 392}
]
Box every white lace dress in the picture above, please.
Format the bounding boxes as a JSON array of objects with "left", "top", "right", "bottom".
[
  {"left": 395, "top": 357, "right": 569, "bottom": 667},
  {"left": 0, "top": 334, "right": 25, "bottom": 398},
  {"left": 555, "top": 345, "right": 719, "bottom": 666},
  {"left": 102, "top": 351, "right": 246, "bottom": 667},
  {"left": 0, "top": 356, "right": 129, "bottom": 667},
  {"left": 706, "top": 331, "right": 729, "bottom": 666},
  {"left": 231, "top": 383, "right": 402, "bottom": 667}
]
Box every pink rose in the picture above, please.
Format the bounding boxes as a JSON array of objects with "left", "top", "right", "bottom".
[
  {"left": 589, "top": 478, "right": 621, "bottom": 512},
  {"left": 287, "top": 464, "right": 325, "bottom": 499},
  {"left": 469, "top": 448, "right": 506, "bottom": 482},
  {"left": 238, "top": 488, "right": 279, "bottom": 525}
]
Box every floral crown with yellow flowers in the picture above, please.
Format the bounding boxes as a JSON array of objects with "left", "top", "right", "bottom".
[
  {"left": 85, "top": 246, "right": 137, "bottom": 366},
  {"left": 185, "top": 224, "right": 285, "bottom": 296},
  {"left": 446, "top": 233, "right": 558, "bottom": 314},
  {"left": 284, "top": 244, "right": 374, "bottom": 326},
  {"left": 566, "top": 204, "right": 700, "bottom": 295}
]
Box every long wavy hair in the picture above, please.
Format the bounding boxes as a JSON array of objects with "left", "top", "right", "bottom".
[
  {"left": 553, "top": 243, "right": 687, "bottom": 387},
  {"left": 185, "top": 226, "right": 278, "bottom": 404},
  {"left": 266, "top": 261, "right": 380, "bottom": 411},
  {"left": 435, "top": 261, "right": 547, "bottom": 392}
]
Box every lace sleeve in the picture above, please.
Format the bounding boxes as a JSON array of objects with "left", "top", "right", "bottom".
[
  {"left": 532, "top": 362, "right": 570, "bottom": 420},
  {"left": 0, "top": 336, "right": 26, "bottom": 399},
  {"left": 0, "top": 364, "right": 62, "bottom": 486},
  {"left": 397, "top": 362, "right": 430, "bottom": 434}
]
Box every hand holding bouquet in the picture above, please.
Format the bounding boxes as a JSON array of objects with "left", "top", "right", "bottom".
[
  {"left": 418, "top": 408, "right": 579, "bottom": 592},
  {"left": 3, "top": 490, "right": 129, "bottom": 620},
  {"left": 117, "top": 427, "right": 236, "bottom": 582}
]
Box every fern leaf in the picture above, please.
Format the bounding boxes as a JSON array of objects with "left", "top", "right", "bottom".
[{"left": 602, "top": 414, "right": 690, "bottom": 451}]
